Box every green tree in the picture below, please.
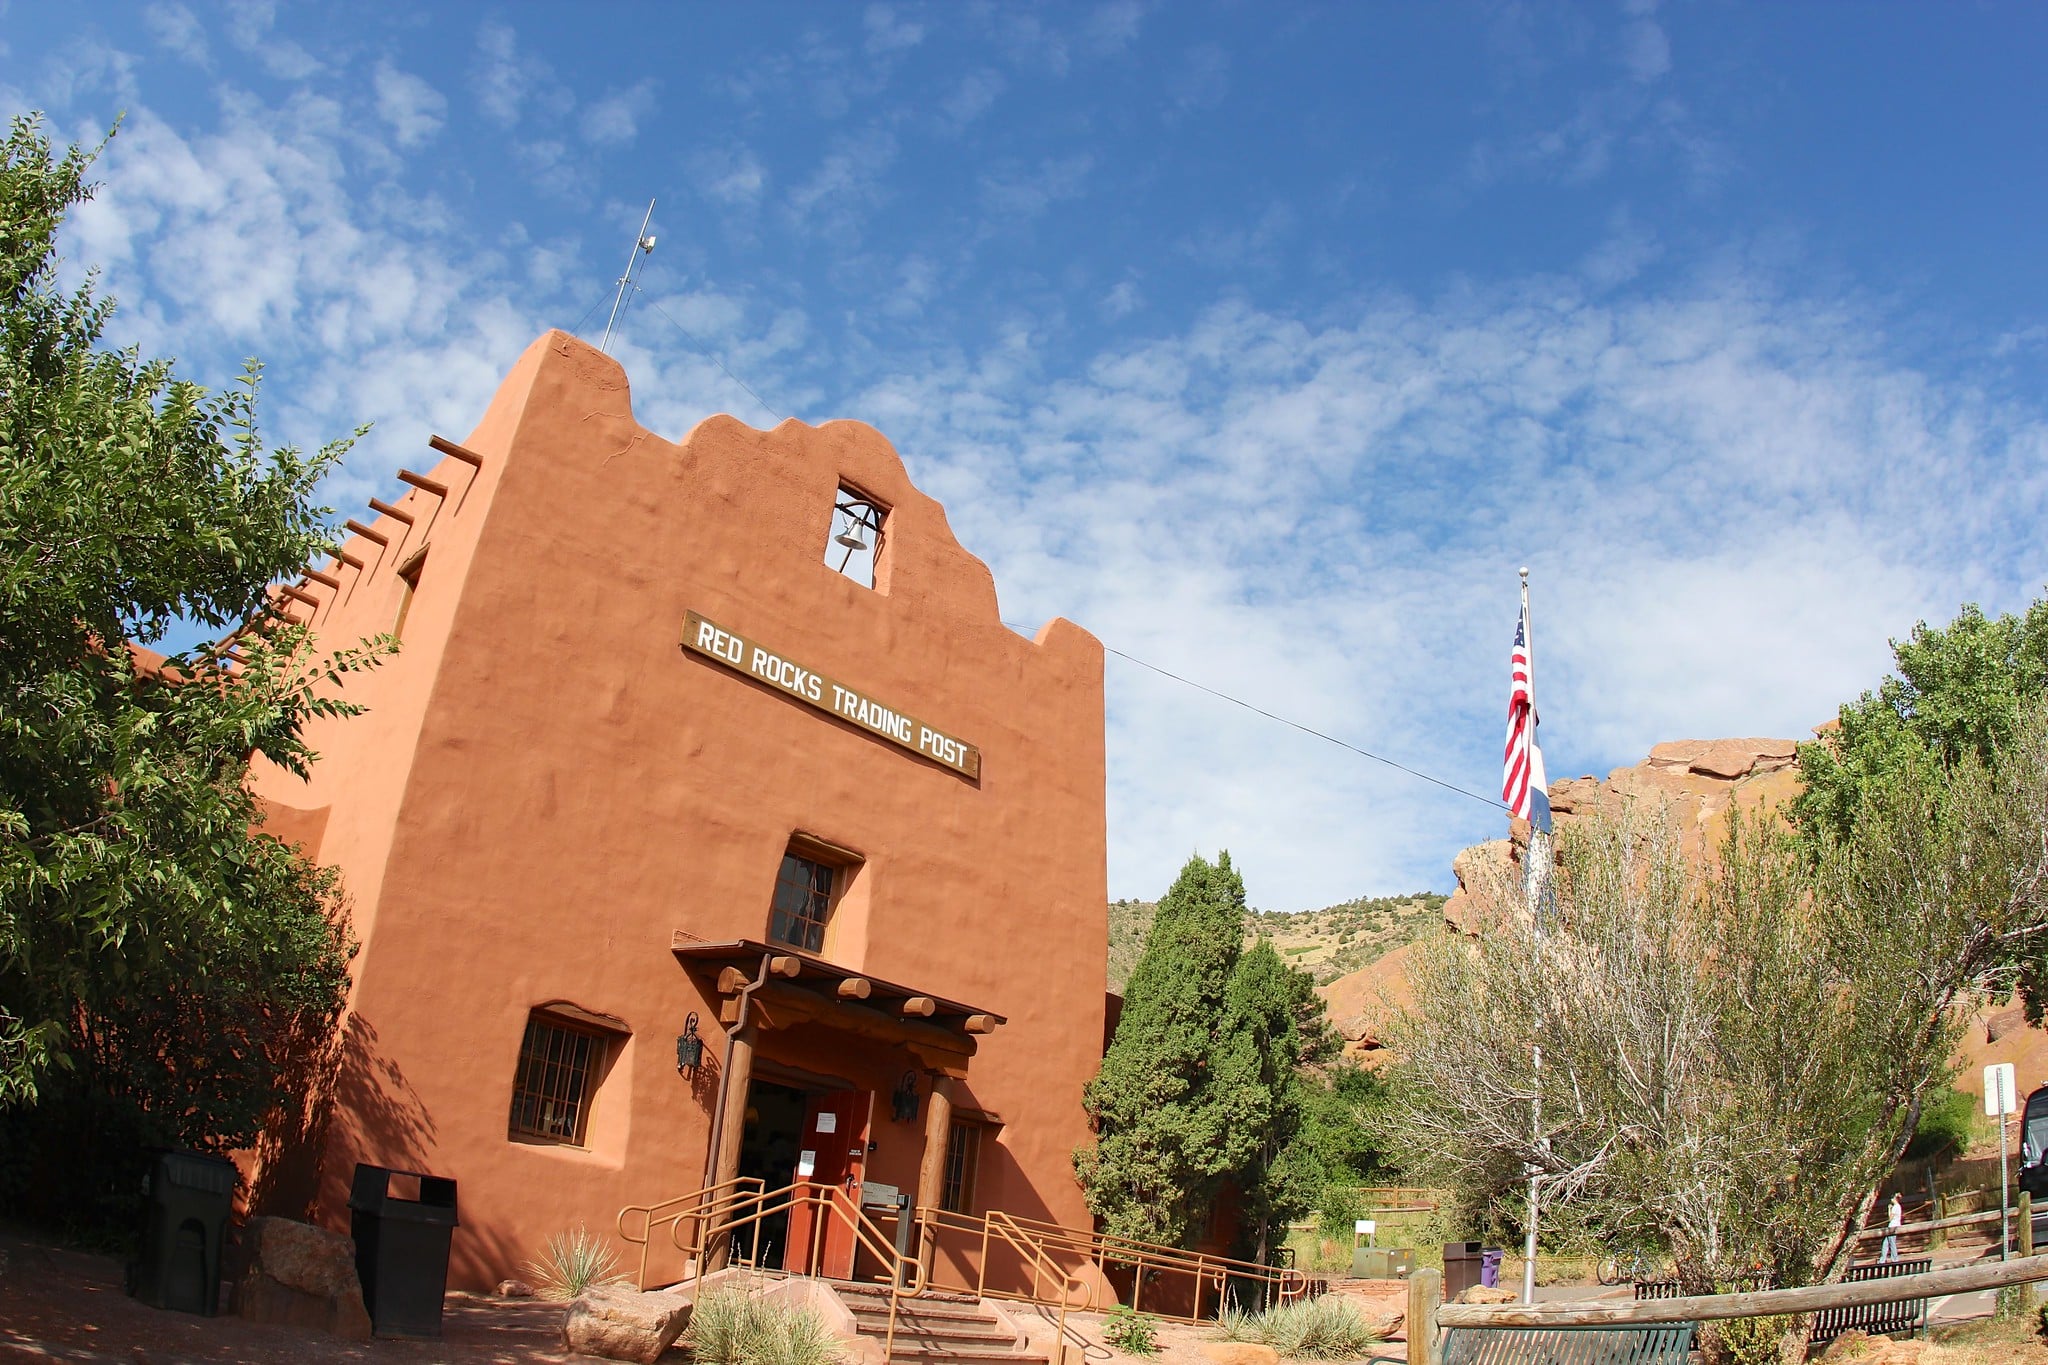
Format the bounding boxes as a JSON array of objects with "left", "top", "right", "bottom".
[
  {"left": 1794, "top": 592, "right": 2048, "bottom": 1016},
  {"left": 1212, "top": 940, "right": 1336, "bottom": 1262},
  {"left": 1077, "top": 852, "right": 1250, "bottom": 1246},
  {"left": 0, "top": 114, "right": 383, "bottom": 1223}
]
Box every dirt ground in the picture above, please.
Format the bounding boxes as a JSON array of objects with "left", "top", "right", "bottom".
[{"left": 0, "top": 1227, "right": 574, "bottom": 1363}]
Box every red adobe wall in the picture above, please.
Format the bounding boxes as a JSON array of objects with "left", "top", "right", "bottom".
[{"left": 249, "top": 331, "right": 1108, "bottom": 1290}]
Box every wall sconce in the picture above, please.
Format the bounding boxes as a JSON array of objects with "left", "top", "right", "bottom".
[
  {"left": 891, "top": 1070, "right": 920, "bottom": 1123},
  {"left": 675, "top": 1012, "right": 703, "bottom": 1076}
]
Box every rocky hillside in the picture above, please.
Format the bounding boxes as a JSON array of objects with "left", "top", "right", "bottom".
[
  {"left": 1320, "top": 735, "right": 1806, "bottom": 1061},
  {"left": 1107, "top": 890, "right": 1448, "bottom": 993}
]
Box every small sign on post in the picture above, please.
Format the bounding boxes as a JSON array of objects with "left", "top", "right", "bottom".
[{"left": 1988, "top": 1063, "right": 2018, "bottom": 1261}]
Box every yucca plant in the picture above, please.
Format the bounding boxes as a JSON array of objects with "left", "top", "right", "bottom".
[
  {"left": 686, "top": 1288, "right": 840, "bottom": 1365},
  {"left": 1212, "top": 1296, "right": 1381, "bottom": 1360},
  {"left": 522, "top": 1225, "right": 629, "bottom": 1301}
]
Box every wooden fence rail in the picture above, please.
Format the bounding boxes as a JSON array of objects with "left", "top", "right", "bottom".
[{"left": 1435, "top": 1252, "right": 2048, "bottom": 1329}]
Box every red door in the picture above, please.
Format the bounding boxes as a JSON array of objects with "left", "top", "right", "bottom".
[{"left": 784, "top": 1089, "right": 872, "bottom": 1279}]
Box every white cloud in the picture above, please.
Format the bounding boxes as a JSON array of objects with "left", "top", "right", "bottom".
[
  {"left": 787, "top": 129, "right": 898, "bottom": 231},
  {"left": 1619, "top": 16, "right": 1671, "bottom": 83},
  {"left": 222, "top": 0, "right": 321, "bottom": 80},
  {"left": 472, "top": 20, "right": 572, "bottom": 130},
  {"left": 697, "top": 145, "right": 768, "bottom": 206},
  {"left": 938, "top": 69, "right": 1006, "bottom": 134},
  {"left": 581, "top": 80, "right": 657, "bottom": 147},
  {"left": 373, "top": 60, "right": 446, "bottom": 148},
  {"left": 979, "top": 154, "right": 1094, "bottom": 220},
  {"left": 864, "top": 5, "right": 925, "bottom": 57},
  {"left": 143, "top": 4, "right": 210, "bottom": 65}
]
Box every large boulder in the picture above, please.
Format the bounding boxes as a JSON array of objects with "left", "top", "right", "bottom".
[
  {"left": 563, "top": 1283, "right": 692, "bottom": 1363},
  {"left": 234, "top": 1216, "right": 372, "bottom": 1340}
]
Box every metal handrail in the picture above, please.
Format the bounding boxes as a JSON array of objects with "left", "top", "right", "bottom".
[
  {"left": 916, "top": 1205, "right": 1295, "bottom": 1323},
  {"left": 617, "top": 1175, "right": 766, "bottom": 1290}
]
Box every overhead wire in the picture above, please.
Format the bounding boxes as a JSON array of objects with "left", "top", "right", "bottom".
[
  {"left": 631, "top": 281, "right": 787, "bottom": 425},
  {"left": 1007, "top": 621, "right": 1512, "bottom": 814}
]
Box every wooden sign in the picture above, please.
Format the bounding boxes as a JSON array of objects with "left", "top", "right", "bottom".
[{"left": 682, "top": 611, "right": 982, "bottom": 779}]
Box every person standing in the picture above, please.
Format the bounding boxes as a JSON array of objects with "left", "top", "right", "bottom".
[{"left": 1881, "top": 1192, "right": 1903, "bottom": 1263}]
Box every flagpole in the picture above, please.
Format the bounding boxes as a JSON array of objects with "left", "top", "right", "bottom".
[{"left": 1521, "top": 566, "right": 1545, "bottom": 1306}]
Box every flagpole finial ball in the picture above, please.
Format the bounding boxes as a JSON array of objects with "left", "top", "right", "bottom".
[{"left": 1518, "top": 566, "right": 1529, "bottom": 579}]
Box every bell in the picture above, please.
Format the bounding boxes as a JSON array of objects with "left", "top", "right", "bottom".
[{"left": 834, "top": 525, "right": 868, "bottom": 552}]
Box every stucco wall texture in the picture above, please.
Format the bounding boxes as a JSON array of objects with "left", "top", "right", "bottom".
[{"left": 246, "top": 331, "right": 1109, "bottom": 1291}]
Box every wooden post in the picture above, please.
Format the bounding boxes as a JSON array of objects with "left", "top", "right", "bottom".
[
  {"left": 916, "top": 1075, "right": 956, "bottom": 1213},
  {"left": 1407, "top": 1266, "right": 1442, "bottom": 1365},
  {"left": 2021, "top": 1192, "right": 2036, "bottom": 1311},
  {"left": 704, "top": 1021, "right": 755, "bottom": 1272}
]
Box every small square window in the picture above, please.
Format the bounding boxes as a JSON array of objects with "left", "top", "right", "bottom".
[
  {"left": 509, "top": 1012, "right": 609, "bottom": 1145},
  {"left": 825, "top": 486, "right": 887, "bottom": 589}
]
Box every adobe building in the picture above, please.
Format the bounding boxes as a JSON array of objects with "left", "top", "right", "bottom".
[{"left": 245, "top": 331, "right": 1108, "bottom": 1291}]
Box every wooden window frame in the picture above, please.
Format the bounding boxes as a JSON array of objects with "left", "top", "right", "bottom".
[
  {"left": 768, "top": 835, "right": 861, "bottom": 955},
  {"left": 941, "top": 1119, "right": 983, "bottom": 1215},
  {"left": 507, "top": 1008, "right": 615, "bottom": 1146}
]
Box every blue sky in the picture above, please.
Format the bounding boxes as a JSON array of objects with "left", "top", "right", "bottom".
[{"left": 8, "top": 2, "right": 2047, "bottom": 911}]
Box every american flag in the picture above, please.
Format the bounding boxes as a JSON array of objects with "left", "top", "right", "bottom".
[{"left": 1503, "top": 604, "right": 1552, "bottom": 832}]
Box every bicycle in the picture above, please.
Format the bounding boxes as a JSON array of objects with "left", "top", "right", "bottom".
[{"left": 1595, "top": 1247, "right": 1663, "bottom": 1286}]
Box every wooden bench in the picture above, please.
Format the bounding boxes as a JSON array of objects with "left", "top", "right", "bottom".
[{"left": 1440, "top": 1323, "right": 1696, "bottom": 1364}]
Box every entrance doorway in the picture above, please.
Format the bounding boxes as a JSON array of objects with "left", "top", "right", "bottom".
[
  {"left": 735, "top": 1081, "right": 809, "bottom": 1269},
  {"left": 732, "top": 1079, "right": 873, "bottom": 1278}
]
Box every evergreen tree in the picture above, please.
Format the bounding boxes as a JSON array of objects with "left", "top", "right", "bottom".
[
  {"left": 1211, "top": 939, "right": 1336, "bottom": 1261},
  {"left": 1076, "top": 852, "right": 1248, "bottom": 1246}
]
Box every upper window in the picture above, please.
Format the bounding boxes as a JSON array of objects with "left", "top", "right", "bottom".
[
  {"left": 825, "top": 486, "right": 887, "bottom": 589},
  {"left": 508, "top": 1008, "right": 615, "bottom": 1146},
  {"left": 769, "top": 852, "right": 836, "bottom": 954}
]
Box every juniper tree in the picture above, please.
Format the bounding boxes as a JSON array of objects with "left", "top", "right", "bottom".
[{"left": 1077, "top": 852, "right": 1250, "bottom": 1246}]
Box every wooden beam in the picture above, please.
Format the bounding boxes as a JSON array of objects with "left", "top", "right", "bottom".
[
  {"left": 963, "top": 1014, "right": 998, "bottom": 1034},
  {"left": 305, "top": 568, "right": 342, "bottom": 589},
  {"left": 769, "top": 955, "right": 801, "bottom": 978},
  {"left": 279, "top": 584, "right": 321, "bottom": 607},
  {"left": 1436, "top": 1252, "right": 2048, "bottom": 1329},
  {"left": 344, "top": 519, "right": 388, "bottom": 545},
  {"left": 368, "top": 497, "right": 415, "bottom": 525},
  {"left": 335, "top": 550, "right": 367, "bottom": 570},
  {"left": 717, "top": 966, "right": 749, "bottom": 995},
  {"left": 399, "top": 468, "right": 449, "bottom": 497},
  {"left": 836, "top": 978, "right": 872, "bottom": 1000},
  {"left": 902, "top": 997, "right": 936, "bottom": 1018},
  {"left": 429, "top": 434, "right": 485, "bottom": 467},
  {"left": 720, "top": 998, "right": 741, "bottom": 1026}
]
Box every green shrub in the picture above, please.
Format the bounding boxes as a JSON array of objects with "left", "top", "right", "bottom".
[
  {"left": 687, "top": 1289, "right": 839, "bottom": 1365},
  {"left": 1702, "top": 1314, "right": 1790, "bottom": 1365},
  {"left": 1213, "top": 1297, "right": 1381, "bottom": 1360},
  {"left": 522, "top": 1225, "right": 628, "bottom": 1301},
  {"left": 1104, "top": 1305, "right": 1159, "bottom": 1356}
]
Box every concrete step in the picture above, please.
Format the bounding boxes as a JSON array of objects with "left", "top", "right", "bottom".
[
  {"left": 881, "top": 1349, "right": 1048, "bottom": 1365},
  {"left": 849, "top": 1314, "right": 1019, "bottom": 1344}
]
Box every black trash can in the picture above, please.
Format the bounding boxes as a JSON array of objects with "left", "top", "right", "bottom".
[
  {"left": 1480, "top": 1248, "right": 1505, "bottom": 1289},
  {"left": 129, "top": 1150, "right": 237, "bottom": 1316},
  {"left": 348, "top": 1163, "right": 459, "bottom": 1338},
  {"left": 1442, "top": 1240, "right": 1483, "bottom": 1300}
]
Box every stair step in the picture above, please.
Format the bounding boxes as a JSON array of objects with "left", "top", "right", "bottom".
[
  {"left": 844, "top": 1300, "right": 1007, "bottom": 1324},
  {"left": 882, "top": 1350, "right": 1047, "bottom": 1365}
]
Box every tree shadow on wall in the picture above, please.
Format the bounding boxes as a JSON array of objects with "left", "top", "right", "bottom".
[{"left": 248, "top": 1012, "right": 436, "bottom": 1225}]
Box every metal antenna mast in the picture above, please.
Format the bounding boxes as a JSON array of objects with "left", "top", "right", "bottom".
[{"left": 599, "top": 198, "right": 657, "bottom": 353}]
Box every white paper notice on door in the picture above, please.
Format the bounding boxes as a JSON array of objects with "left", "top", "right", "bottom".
[
  {"left": 797, "top": 1150, "right": 817, "bottom": 1177},
  {"left": 816, "top": 1113, "right": 838, "bottom": 1133}
]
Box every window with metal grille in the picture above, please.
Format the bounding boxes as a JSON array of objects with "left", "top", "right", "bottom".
[
  {"left": 508, "top": 1013, "right": 606, "bottom": 1145},
  {"left": 941, "top": 1120, "right": 982, "bottom": 1214},
  {"left": 769, "top": 852, "right": 835, "bottom": 953}
]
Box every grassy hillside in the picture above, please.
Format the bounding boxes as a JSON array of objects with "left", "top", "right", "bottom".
[{"left": 1108, "top": 891, "right": 1449, "bottom": 992}]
